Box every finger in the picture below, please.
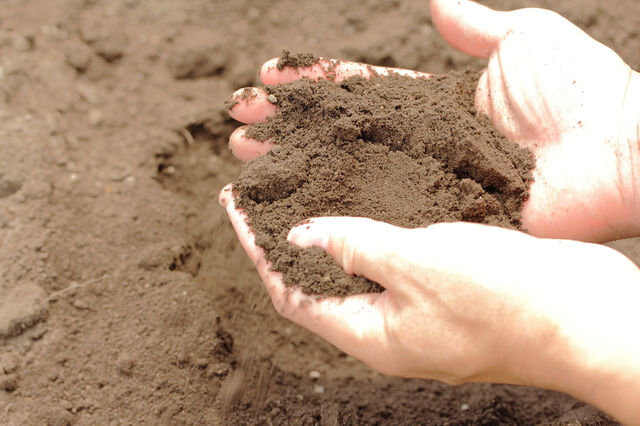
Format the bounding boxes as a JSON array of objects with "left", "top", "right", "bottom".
[
  {"left": 219, "top": 186, "right": 386, "bottom": 350},
  {"left": 219, "top": 194, "right": 399, "bottom": 368},
  {"left": 219, "top": 184, "right": 306, "bottom": 310},
  {"left": 229, "top": 126, "right": 275, "bottom": 162},
  {"left": 287, "top": 217, "right": 416, "bottom": 294},
  {"left": 218, "top": 185, "right": 318, "bottom": 310},
  {"left": 430, "top": 0, "right": 510, "bottom": 58},
  {"left": 218, "top": 184, "right": 263, "bottom": 267},
  {"left": 227, "top": 87, "right": 277, "bottom": 124},
  {"left": 259, "top": 57, "right": 431, "bottom": 85}
]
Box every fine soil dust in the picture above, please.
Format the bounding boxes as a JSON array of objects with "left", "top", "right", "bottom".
[
  {"left": 235, "top": 66, "right": 534, "bottom": 296},
  {"left": 0, "top": 0, "right": 638, "bottom": 425}
]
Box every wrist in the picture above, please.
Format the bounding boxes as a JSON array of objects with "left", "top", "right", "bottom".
[{"left": 519, "top": 241, "right": 640, "bottom": 425}]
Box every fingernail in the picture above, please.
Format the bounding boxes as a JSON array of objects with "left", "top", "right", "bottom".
[{"left": 287, "top": 220, "right": 329, "bottom": 250}]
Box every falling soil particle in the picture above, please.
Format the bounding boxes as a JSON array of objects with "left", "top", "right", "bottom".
[{"left": 234, "top": 63, "right": 535, "bottom": 296}]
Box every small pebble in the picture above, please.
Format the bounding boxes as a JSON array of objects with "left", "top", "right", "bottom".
[
  {"left": 46, "top": 408, "right": 72, "bottom": 426},
  {"left": 72, "top": 299, "right": 89, "bottom": 310},
  {"left": 29, "top": 326, "right": 48, "bottom": 340},
  {"left": 12, "top": 35, "right": 33, "bottom": 52},
  {"left": 208, "top": 363, "right": 229, "bottom": 376},
  {"left": 461, "top": 404, "right": 469, "bottom": 411},
  {"left": 313, "top": 384, "right": 324, "bottom": 394},
  {"left": 267, "top": 94, "right": 278, "bottom": 104},
  {"left": 296, "top": 394, "right": 304, "bottom": 401},
  {"left": 0, "top": 282, "right": 48, "bottom": 339},
  {"left": 309, "top": 370, "right": 321, "bottom": 379}
]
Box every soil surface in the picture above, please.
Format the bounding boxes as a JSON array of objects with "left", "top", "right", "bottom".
[
  {"left": 0, "top": 0, "right": 638, "bottom": 425},
  {"left": 235, "top": 68, "right": 534, "bottom": 296}
]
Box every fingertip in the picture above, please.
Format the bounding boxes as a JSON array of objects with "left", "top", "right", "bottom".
[
  {"left": 258, "top": 58, "right": 281, "bottom": 84},
  {"left": 287, "top": 217, "right": 392, "bottom": 279},
  {"left": 262, "top": 62, "right": 329, "bottom": 85},
  {"left": 227, "top": 87, "right": 277, "bottom": 124},
  {"left": 229, "top": 126, "right": 275, "bottom": 162},
  {"left": 228, "top": 125, "right": 248, "bottom": 158},
  {"left": 431, "top": 0, "right": 507, "bottom": 58}
]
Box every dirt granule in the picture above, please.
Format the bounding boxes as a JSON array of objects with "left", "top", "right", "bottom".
[{"left": 235, "top": 67, "right": 535, "bottom": 296}]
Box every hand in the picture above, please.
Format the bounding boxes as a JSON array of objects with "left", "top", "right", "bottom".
[
  {"left": 218, "top": 199, "right": 640, "bottom": 425},
  {"left": 228, "top": 0, "right": 640, "bottom": 243},
  {"left": 432, "top": 0, "right": 640, "bottom": 242}
]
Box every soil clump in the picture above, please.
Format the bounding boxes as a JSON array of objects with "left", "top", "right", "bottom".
[
  {"left": 235, "top": 64, "right": 535, "bottom": 296},
  {"left": 276, "top": 49, "right": 321, "bottom": 71}
]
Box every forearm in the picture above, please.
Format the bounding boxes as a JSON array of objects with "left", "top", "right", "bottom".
[{"left": 524, "top": 240, "right": 640, "bottom": 425}]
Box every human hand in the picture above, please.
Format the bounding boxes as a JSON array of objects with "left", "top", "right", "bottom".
[
  {"left": 218, "top": 192, "right": 563, "bottom": 385},
  {"left": 228, "top": 0, "right": 640, "bottom": 243},
  {"left": 218, "top": 196, "right": 640, "bottom": 424},
  {"left": 431, "top": 0, "right": 640, "bottom": 242}
]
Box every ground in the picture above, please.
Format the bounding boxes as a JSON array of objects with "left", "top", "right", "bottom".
[{"left": 0, "top": 0, "right": 639, "bottom": 425}]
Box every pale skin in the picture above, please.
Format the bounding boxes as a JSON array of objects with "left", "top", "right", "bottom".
[{"left": 219, "top": 0, "right": 640, "bottom": 424}]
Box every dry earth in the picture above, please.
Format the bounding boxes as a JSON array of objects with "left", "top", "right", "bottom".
[{"left": 0, "top": 0, "right": 638, "bottom": 425}]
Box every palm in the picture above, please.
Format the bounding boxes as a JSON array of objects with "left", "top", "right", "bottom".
[{"left": 467, "top": 10, "right": 640, "bottom": 242}]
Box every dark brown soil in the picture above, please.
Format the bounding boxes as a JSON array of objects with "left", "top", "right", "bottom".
[
  {"left": 0, "top": 0, "right": 637, "bottom": 425},
  {"left": 235, "top": 67, "right": 534, "bottom": 296},
  {"left": 276, "top": 49, "right": 321, "bottom": 71}
]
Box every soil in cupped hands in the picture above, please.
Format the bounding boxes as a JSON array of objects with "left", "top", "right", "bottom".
[{"left": 234, "top": 55, "right": 536, "bottom": 297}]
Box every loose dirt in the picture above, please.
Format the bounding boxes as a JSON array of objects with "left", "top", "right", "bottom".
[
  {"left": 0, "top": 0, "right": 638, "bottom": 425},
  {"left": 235, "top": 66, "right": 534, "bottom": 296}
]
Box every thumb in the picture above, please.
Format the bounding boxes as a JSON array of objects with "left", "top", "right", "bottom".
[
  {"left": 287, "top": 217, "right": 413, "bottom": 289},
  {"left": 430, "top": 0, "right": 510, "bottom": 58}
]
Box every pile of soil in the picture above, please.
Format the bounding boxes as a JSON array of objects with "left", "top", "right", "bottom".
[{"left": 235, "top": 62, "right": 534, "bottom": 296}]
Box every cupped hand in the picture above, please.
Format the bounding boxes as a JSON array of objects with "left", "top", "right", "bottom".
[
  {"left": 220, "top": 190, "right": 640, "bottom": 424},
  {"left": 228, "top": 0, "right": 640, "bottom": 243},
  {"left": 434, "top": 0, "right": 640, "bottom": 242},
  {"left": 220, "top": 187, "right": 563, "bottom": 385}
]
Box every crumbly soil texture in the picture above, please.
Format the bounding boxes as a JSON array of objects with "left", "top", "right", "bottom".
[
  {"left": 1, "top": 0, "right": 638, "bottom": 425},
  {"left": 235, "top": 67, "right": 534, "bottom": 296}
]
